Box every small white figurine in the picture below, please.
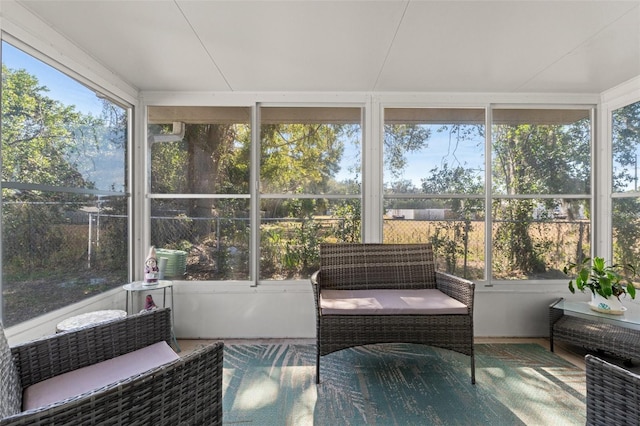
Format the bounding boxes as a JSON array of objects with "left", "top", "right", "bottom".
[{"left": 144, "top": 246, "right": 159, "bottom": 284}]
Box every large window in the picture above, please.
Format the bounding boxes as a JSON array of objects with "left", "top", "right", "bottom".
[
  {"left": 148, "top": 106, "right": 252, "bottom": 280},
  {"left": 147, "top": 106, "right": 362, "bottom": 281},
  {"left": 382, "top": 106, "right": 593, "bottom": 282},
  {"left": 491, "top": 108, "right": 592, "bottom": 280},
  {"left": 259, "top": 107, "right": 362, "bottom": 280},
  {"left": 383, "top": 108, "right": 485, "bottom": 280},
  {"left": 1, "top": 42, "right": 130, "bottom": 326},
  {"left": 612, "top": 100, "right": 640, "bottom": 271}
]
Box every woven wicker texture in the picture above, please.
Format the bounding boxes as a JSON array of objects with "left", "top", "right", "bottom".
[
  {"left": 0, "top": 323, "right": 21, "bottom": 418},
  {"left": 318, "top": 243, "right": 437, "bottom": 290},
  {"left": 0, "top": 309, "right": 223, "bottom": 426},
  {"left": 551, "top": 314, "right": 640, "bottom": 362},
  {"left": 586, "top": 354, "right": 640, "bottom": 426},
  {"left": 312, "top": 243, "right": 475, "bottom": 384}
]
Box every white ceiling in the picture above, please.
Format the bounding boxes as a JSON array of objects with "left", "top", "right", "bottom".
[{"left": 12, "top": 0, "right": 640, "bottom": 94}]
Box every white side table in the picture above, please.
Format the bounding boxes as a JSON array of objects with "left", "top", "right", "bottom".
[
  {"left": 56, "top": 309, "right": 127, "bottom": 333},
  {"left": 123, "top": 280, "right": 180, "bottom": 352}
]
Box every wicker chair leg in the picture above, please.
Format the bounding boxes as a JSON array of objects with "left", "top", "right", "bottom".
[
  {"left": 471, "top": 354, "right": 476, "bottom": 384},
  {"left": 316, "top": 351, "right": 320, "bottom": 384}
]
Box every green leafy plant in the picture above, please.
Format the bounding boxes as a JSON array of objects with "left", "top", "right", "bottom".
[{"left": 563, "top": 257, "right": 636, "bottom": 300}]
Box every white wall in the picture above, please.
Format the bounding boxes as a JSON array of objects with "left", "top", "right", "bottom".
[
  {"left": 5, "top": 288, "right": 126, "bottom": 344},
  {"left": 172, "top": 282, "right": 594, "bottom": 339},
  {"left": 13, "top": 280, "right": 640, "bottom": 346}
]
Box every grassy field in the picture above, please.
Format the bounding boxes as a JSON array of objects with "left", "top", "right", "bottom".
[{"left": 383, "top": 218, "right": 591, "bottom": 280}]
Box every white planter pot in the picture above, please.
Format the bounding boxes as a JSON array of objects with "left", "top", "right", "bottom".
[{"left": 590, "top": 292, "right": 626, "bottom": 314}]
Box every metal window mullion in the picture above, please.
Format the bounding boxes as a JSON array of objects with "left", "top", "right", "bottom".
[
  {"left": 259, "top": 193, "right": 361, "bottom": 199},
  {"left": 364, "top": 95, "right": 382, "bottom": 243},
  {"left": 490, "top": 194, "right": 589, "bottom": 199},
  {"left": 384, "top": 193, "right": 486, "bottom": 200},
  {"left": 127, "top": 104, "right": 136, "bottom": 283},
  {"left": 147, "top": 193, "right": 251, "bottom": 199},
  {"left": 596, "top": 105, "right": 611, "bottom": 260},
  {"left": 1, "top": 181, "right": 126, "bottom": 197},
  {"left": 250, "top": 103, "right": 260, "bottom": 286},
  {"left": 485, "top": 104, "right": 493, "bottom": 285}
]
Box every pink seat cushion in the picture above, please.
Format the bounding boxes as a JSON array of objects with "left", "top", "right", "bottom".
[
  {"left": 320, "top": 288, "right": 468, "bottom": 315},
  {"left": 23, "top": 341, "right": 179, "bottom": 411}
]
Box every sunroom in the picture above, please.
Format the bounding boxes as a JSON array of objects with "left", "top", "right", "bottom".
[
  {"left": 1, "top": 0, "right": 640, "bottom": 373},
  {"left": 2, "top": 1, "right": 640, "bottom": 424}
]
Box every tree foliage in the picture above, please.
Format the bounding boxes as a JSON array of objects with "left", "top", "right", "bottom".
[
  {"left": 612, "top": 101, "right": 640, "bottom": 191},
  {"left": 383, "top": 124, "right": 430, "bottom": 180},
  {"left": 612, "top": 101, "right": 640, "bottom": 269},
  {"left": 492, "top": 120, "right": 591, "bottom": 276},
  {"left": 1, "top": 65, "right": 105, "bottom": 199},
  {"left": 1, "top": 64, "right": 126, "bottom": 274},
  {"left": 261, "top": 123, "right": 345, "bottom": 194}
]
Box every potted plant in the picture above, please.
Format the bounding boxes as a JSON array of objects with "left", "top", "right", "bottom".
[{"left": 563, "top": 256, "right": 636, "bottom": 314}]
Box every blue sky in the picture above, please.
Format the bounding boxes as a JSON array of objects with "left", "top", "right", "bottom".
[
  {"left": 2, "top": 41, "right": 103, "bottom": 116},
  {"left": 397, "top": 130, "right": 484, "bottom": 188},
  {"left": 335, "top": 125, "right": 484, "bottom": 188}
]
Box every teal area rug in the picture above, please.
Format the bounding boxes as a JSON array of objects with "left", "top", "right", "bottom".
[{"left": 223, "top": 343, "right": 586, "bottom": 425}]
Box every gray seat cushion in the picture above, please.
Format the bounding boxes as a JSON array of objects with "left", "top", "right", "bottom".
[
  {"left": 23, "top": 341, "right": 179, "bottom": 411},
  {"left": 0, "top": 322, "right": 22, "bottom": 418},
  {"left": 320, "top": 288, "right": 468, "bottom": 315}
]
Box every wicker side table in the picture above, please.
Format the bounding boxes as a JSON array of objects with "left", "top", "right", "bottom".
[{"left": 549, "top": 298, "right": 640, "bottom": 363}]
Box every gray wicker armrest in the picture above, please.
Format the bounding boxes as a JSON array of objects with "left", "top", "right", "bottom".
[
  {"left": 1, "top": 341, "right": 224, "bottom": 426},
  {"left": 11, "top": 308, "right": 172, "bottom": 388},
  {"left": 586, "top": 354, "right": 640, "bottom": 426},
  {"left": 435, "top": 271, "right": 475, "bottom": 310},
  {"left": 310, "top": 270, "right": 321, "bottom": 312}
]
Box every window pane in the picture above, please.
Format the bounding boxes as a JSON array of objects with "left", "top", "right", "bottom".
[
  {"left": 2, "top": 42, "right": 129, "bottom": 326},
  {"left": 260, "top": 107, "right": 361, "bottom": 195},
  {"left": 612, "top": 101, "right": 640, "bottom": 273},
  {"left": 383, "top": 197, "right": 485, "bottom": 280},
  {"left": 384, "top": 108, "right": 485, "bottom": 195},
  {"left": 492, "top": 198, "right": 590, "bottom": 280},
  {"left": 148, "top": 106, "right": 251, "bottom": 282},
  {"left": 2, "top": 43, "right": 127, "bottom": 192},
  {"left": 492, "top": 108, "right": 591, "bottom": 195},
  {"left": 613, "top": 197, "right": 640, "bottom": 273},
  {"left": 259, "top": 106, "right": 362, "bottom": 281},
  {"left": 260, "top": 198, "right": 361, "bottom": 280},
  {"left": 612, "top": 100, "right": 640, "bottom": 193},
  {"left": 149, "top": 106, "right": 251, "bottom": 195},
  {"left": 1, "top": 191, "right": 128, "bottom": 326},
  {"left": 151, "top": 198, "right": 250, "bottom": 280}
]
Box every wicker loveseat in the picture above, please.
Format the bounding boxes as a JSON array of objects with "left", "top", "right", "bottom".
[
  {"left": 0, "top": 308, "right": 223, "bottom": 426},
  {"left": 311, "top": 243, "right": 475, "bottom": 384},
  {"left": 586, "top": 354, "right": 640, "bottom": 426}
]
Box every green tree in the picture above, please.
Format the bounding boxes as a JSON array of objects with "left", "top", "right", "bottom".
[
  {"left": 1, "top": 65, "right": 111, "bottom": 272},
  {"left": 2, "top": 62, "right": 129, "bottom": 326},
  {"left": 261, "top": 123, "right": 345, "bottom": 195},
  {"left": 383, "top": 124, "right": 430, "bottom": 181},
  {"left": 2, "top": 65, "right": 99, "bottom": 194},
  {"left": 185, "top": 124, "right": 244, "bottom": 236},
  {"left": 612, "top": 101, "right": 640, "bottom": 269},
  {"left": 421, "top": 162, "right": 483, "bottom": 277},
  {"left": 492, "top": 120, "right": 590, "bottom": 275},
  {"left": 612, "top": 101, "right": 640, "bottom": 191}
]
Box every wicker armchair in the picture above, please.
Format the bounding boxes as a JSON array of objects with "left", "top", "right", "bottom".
[
  {"left": 312, "top": 243, "right": 475, "bottom": 384},
  {"left": 0, "top": 308, "right": 223, "bottom": 426},
  {"left": 586, "top": 354, "right": 640, "bottom": 426}
]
